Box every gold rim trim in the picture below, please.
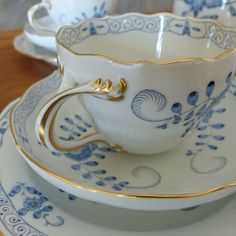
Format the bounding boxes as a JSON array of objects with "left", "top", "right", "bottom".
[
  {"left": 38, "top": 78, "right": 127, "bottom": 152},
  {"left": 8, "top": 93, "right": 236, "bottom": 199},
  {"left": 56, "top": 12, "right": 236, "bottom": 65}
]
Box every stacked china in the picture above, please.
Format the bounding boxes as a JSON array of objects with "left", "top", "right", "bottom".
[{"left": 2, "top": 1, "right": 236, "bottom": 235}]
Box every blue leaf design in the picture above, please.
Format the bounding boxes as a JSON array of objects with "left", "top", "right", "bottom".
[
  {"left": 94, "top": 153, "right": 105, "bottom": 159},
  {"left": 211, "top": 123, "right": 225, "bottom": 129},
  {"left": 42, "top": 206, "right": 53, "bottom": 212},
  {"left": 206, "top": 81, "right": 215, "bottom": 97},
  {"left": 197, "top": 125, "right": 208, "bottom": 131},
  {"left": 215, "top": 108, "right": 226, "bottom": 113},
  {"left": 187, "top": 91, "right": 199, "bottom": 106},
  {"left": 208, "top": 144, "right": 218, "bottom": 150},
  {"left": 18, "top": 208, "right": 29, "bottom": 216},
  {"left": 195, "top": 142, "right": 206, "bottom": 146},
  {"left": 33, "top": 210, "right": 42, "bottom": 219},
  {"left": 119, "top": 182, "right": 129, "bottom": 187},
  {"left": 26, "top": 186, "right": 40, "bottom": 195},
  {"left": 72, "top": 132, "right": 81, "bottom": 137},
  {"left": 11, "top": 185, "right": 22, "bottom": 194},
  {"left": 96, "top": 181, "right": 105, "bottom": 186},
  {"left": 186, "top": 150, "right": 193, "bottom": 156},
  {"left": 68, "top": 194, "right": 77, "bottom": 201},
  {"left": 112, "top": 185, "right": 122, "bottom": 191},
  {"left": 93, "top": 170, "right": 106, "bottom": 175},
  {"left": 104, "top": 176, "right": 117, "bottom": 181},
  {"left": 60, "top": 125, "right": 69, "bottom": 131},
  {"left": 84, "top": 122, "right": 92, "bottom": 128},
  {"left": 84, "top": 161, "right": 98, "bottom": 166},
  {"left": 213, "top": 135, "right": 225, "bottom": 141},
  {"left": 77, "top": 126, "right": 87, "bottom": 132},
  {"left": 171, "top": 103, "right": 182, "bottom": 114},
  {"left": 198, "top": 134, "right": 208, "bottom": 139},
  {"left": 65, "top": 117, "right": 74, "bottom": 125},
  {"left": 156, "top": 123, "right": 168, "bottom": 129},
  {"left": 75, "top": 115, "right": 82, "bottom": 120},
  {"left": 82, "top": 173, "right": 92, "bottom": 179},
  {"left": 71, "top": 164, "right": 81, "bottom": 171},
  {"left": 40, "top": 196, "right": 48, "bottom": 202}
]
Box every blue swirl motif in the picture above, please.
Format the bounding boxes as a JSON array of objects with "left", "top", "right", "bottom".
[
  {"left": 8, "top": 183, "right": 64, "bottom": 227},
  {"left": 131, "top": 89, "right": 167, "bottom": 122},
  {"left": 131, "top": 72, "right": 233, "bottom": 138},
  {"left": 180, "top": 0, "right": 236, "bottom": 18},
  {"left": 59, "top": 14, "right": 236, "bottom": 51},
  {"left": 53, "top": 115, "right": 161, "bottom": 191}
]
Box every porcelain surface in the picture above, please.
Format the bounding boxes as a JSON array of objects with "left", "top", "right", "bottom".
[
  {"left": 3, "top": 102, "right": 236, "bottom": 235},
  {"left": 24, "top": 20, "right": 57, "bottom": 52},
  {"left": 14, "top": 34, "right": 57, "bottom": 66},
  {"left": 9, "top": 71, "right": 236, "bottom": 211},
  {"left": 40, "top": 13, "right": 236, "bottom": 155},
  {"left": 27, "top": 0, "right": 117, "bottom": 34},
  {"left": 173, "top": 0, "right": 236, "bottom": 27}
]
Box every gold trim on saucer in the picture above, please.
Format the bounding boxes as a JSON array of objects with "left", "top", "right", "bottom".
[
  {"left": 9, "top": 92, "right": 236, "bottom": 199},
  {"left": 56, "top": 13, "right": 236, "bottom": 66}
]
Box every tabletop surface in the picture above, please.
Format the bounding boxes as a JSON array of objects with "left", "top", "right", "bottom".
[{"left": 0, "top": 30, "right": 56, "bottom": 111}]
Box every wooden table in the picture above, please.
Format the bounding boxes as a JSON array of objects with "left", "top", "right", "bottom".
[{"left": 0, "top": 29, "right": 56, "bottom": 111}]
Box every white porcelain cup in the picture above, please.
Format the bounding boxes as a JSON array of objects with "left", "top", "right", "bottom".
[
  {"left": 173, "top": 0, "right": 236, "bottom": 27},
  {"left": 35, "top": 13, "right": 236, "bottom": 155},
  {"left": 27, "top": 0, "right": 117, "bottom": 34}
]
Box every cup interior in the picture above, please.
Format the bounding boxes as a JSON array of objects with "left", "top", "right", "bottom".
[{"left": 57, "top": 14, "right": 236, "bottom": 63}]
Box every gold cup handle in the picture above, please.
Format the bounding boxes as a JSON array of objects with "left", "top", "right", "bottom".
[{"left": 35, "top": 78, "right": 127, "bottom": 153}]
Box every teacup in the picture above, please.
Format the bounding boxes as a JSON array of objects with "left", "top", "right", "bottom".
[
  {"left": 35, "top": 13, "right": 236, "bottom": 155},
  {"left": 173, "top": 0, "right": 236, "bottom": 27},
  {"left": 27, "top": 0, "right": 117, "bottom": 34}
]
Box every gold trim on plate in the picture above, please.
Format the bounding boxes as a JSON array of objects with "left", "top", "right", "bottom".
[{"left": 9, "top": 93, "right": 236, "bottom": 199}]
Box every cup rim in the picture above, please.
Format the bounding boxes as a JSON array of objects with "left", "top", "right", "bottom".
[{"left": 56, "top": 12, "right": 236, "bottom": 65}]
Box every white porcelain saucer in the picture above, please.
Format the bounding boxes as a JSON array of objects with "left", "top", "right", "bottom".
[
  {"left": 13, "top": 34, "right": 57, "bottom": 66},
  {"left": 10, "top": 71, "right": 236, "bottom": 211},
  {"left": 3, "top": 100, "right": 236, "bottom": 235},
  {"left": 24, "top": 17, "right": 57, "bottom": 52}
]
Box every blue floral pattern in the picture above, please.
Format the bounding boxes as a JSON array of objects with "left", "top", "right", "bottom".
[
  {"left": 9, "top": 183, "right": 64, "bottom": 227},
  {"left": 186, "top": 107, "right": 227, "bottom": 174},
  {"left": 180, "top": 0, "right": 236, "bottom": 18},
  {"left": 71, "top": 1, "right": 108, "bottom": 25},
  {"left": 131, "top": 72, "right": 232, "bottom": 138}
]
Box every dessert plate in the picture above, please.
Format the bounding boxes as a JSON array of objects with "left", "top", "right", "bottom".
[
  {"left": 2, "top": 101, "right": 236, "bottom": 236},
  {"left": 13, "top": 34, "right": 57, "bottom": 66},
  {"left": 24, "top": 18, "right": 56, "bottom": 52},
  {"left": 10, "top": 72, "right": 236, "bottom": 211}
]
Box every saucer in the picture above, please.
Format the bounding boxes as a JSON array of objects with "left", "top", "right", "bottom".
[
  {"left": 2, "top": 100, "right": 236, "bottom": 235},
  {"left": 14, "top": 34, "right": 57, "bottom": 66},
  {"left": 10, "top": 71, "right": 236, "bottom": 211},
  {"left": 24, "top": 17, "right": 57, "bottom": 52}
]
